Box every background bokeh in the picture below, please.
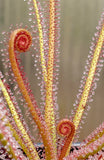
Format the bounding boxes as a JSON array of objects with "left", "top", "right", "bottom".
[{"left": 0, "top": 0, "right": 104, "bottom": 142}]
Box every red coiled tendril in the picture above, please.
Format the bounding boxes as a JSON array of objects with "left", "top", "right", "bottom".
[
  {"left": 14, "top": 29, "right": 32, "bottom": 52},
  {"left": 57, "top": 119, "right": 73, "bottom": 137},
  {"left": 9, "top": 28, "right": 57, "bottom": 160},
  {"left": 57, "top": 119, "right": 75, "bottom": 160}
]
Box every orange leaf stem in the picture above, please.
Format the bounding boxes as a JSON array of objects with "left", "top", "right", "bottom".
[{"left": 9, "top": 29, "right": 57, "bottom": 160}]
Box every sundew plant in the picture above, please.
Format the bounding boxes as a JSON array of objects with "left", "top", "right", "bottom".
[{"left": 0, "top": 0, "right": 104, "bottom": 160}]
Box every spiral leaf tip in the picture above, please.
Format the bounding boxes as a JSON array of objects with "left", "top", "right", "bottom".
[
  {"left": 13, "top": 29, "right": 32, "bottom": 52},
  {"left": 57, "top": 119, "right": 75, "bottom": 137}
]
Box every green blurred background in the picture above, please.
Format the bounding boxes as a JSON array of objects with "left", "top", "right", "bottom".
[{"left": 0, "top": 0, "right": 104, "bottom": 141}]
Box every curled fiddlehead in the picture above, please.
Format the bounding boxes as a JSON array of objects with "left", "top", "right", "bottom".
[
  {"left": 14, "top": 29, "right": 32, "bottom": 52},
  {"left": 9, "top": 28, "right": 57, "bottom": 160},
  {"left": 57, "top": 119, "right": 75, "bottom": 160}
]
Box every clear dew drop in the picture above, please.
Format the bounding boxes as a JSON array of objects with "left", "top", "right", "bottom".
[
  {"left": 29, "top": 7, "right": 33, "bottom": 11},
  {"left": 29, "top": 18, "right": 32, "bottom": 22}
]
